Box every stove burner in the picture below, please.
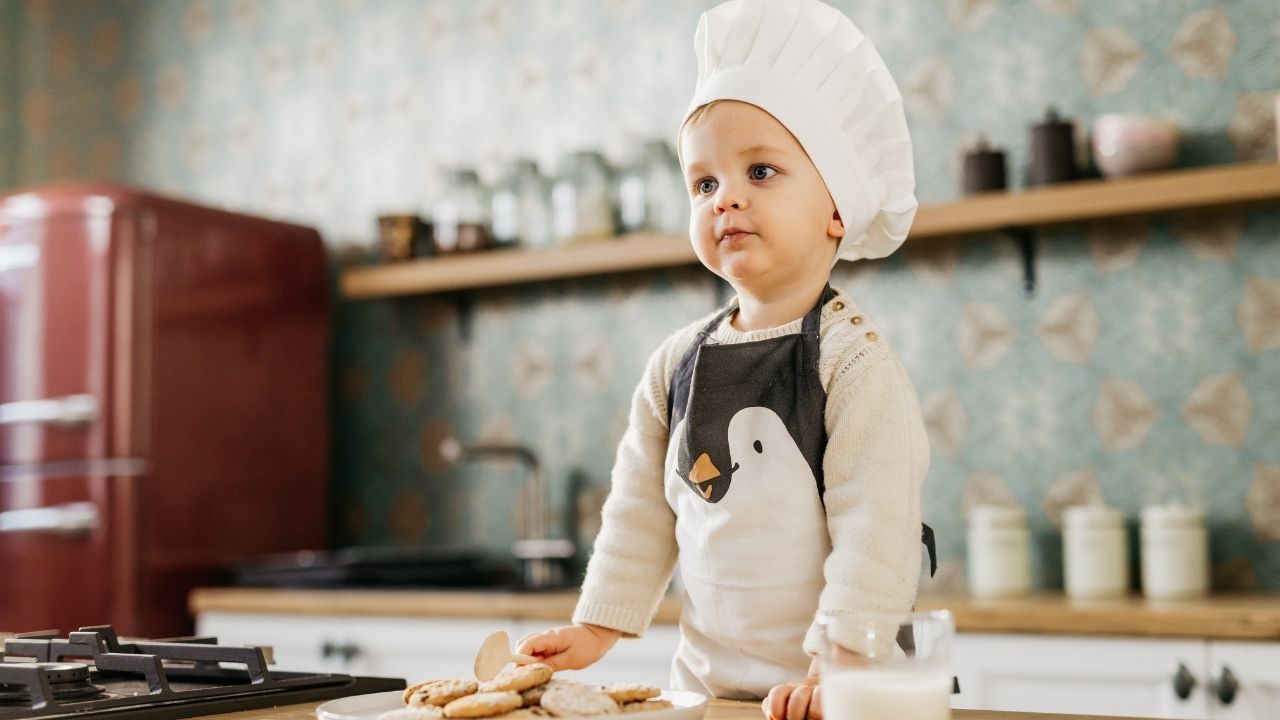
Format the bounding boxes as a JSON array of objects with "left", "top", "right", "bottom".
[
  {"left": 0, "top": 663, "right": 104, "bottom": 705},
  {"left": 0, "top": 625, "right": 403, "bottom": 720}
]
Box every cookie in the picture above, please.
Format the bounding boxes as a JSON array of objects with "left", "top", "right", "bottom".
[
  {"left": 598, "top": 684, "right": 661, "bottom": 704},
  {"left": 478, "top": 662, "right": 554, "bottom": 693},
  {"left": 444, "top": 691, "right": 524, "bottom": 719},
  {"left": 406, "top": 679, "right": 480, "bottom": 708},
  {"left": 521, "top": 679, "right": 583, "bottom": 707},
  {"left": 380, "top": 708, "right": 446, "bottom": 720},
  {"left": 497, "top": 708, "right": 553, "bottom": 720},
  {"left": 621, "top": 700, "right": 674, "bottom": 714},
  {"left": 539, "top": 684, "right": 620, "bottom": 717}
]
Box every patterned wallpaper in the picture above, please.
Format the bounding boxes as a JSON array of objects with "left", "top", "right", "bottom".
[{"left": 5, "top": 0, "right": 1280, "bottom": 593}]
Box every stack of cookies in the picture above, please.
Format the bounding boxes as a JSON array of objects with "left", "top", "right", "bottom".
[{"left": 380, "top": 662, "right": 673, "bottom": 720}]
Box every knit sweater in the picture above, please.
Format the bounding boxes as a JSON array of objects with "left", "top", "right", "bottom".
[{"left": 573, "top": 287, "right": 929, "bottom": 656}]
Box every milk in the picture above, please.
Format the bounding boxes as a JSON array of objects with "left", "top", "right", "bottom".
[{"left": 821, "top": 670, "right": 951, "bottom": 720}]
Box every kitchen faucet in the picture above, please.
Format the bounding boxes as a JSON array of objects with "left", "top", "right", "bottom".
[{"left": 439, "top": 437, "right": 575, "bottom": 590}]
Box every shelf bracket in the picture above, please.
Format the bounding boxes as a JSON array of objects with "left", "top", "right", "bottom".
[
  {"left": 454, "top": 292, "right": 474, "bottom": 342},
  {"left": 1008, "top": 227, "right": 1036, "bottom": 296}
]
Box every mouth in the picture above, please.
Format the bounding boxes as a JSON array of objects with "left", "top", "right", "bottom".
[{"left": 718, "top": 231, "right": 753, "bottom": 245}]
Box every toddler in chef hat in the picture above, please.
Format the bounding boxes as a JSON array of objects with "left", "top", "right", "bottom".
[{"left": 518, "top": 2, "right": 931, "bottom": 718}]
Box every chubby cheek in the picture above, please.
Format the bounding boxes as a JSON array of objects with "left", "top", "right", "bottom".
[
  {"left": 688, "top": 205, "right": 715, "bottom": 247},
  {"left": 688, "top": 211, "right": 730, "bottom": 277}
]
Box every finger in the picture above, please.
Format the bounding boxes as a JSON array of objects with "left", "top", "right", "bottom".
[
  {"left": 786, "top": 684, "right": 812, "bottom": 720},
  {"left": 809, "top": 686, "right": 823, "bottom": 720},
  {"left": 760, "top": 696, "right": 771, "bottom": 720},
  {"left": 765, "top": 685, "right": 792, "bottom": 720},
  {"left": 521, "top": 631, "right": 570, "bottom": 655}
]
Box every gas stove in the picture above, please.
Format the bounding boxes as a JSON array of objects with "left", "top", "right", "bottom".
[{"left": 0, "top": 626, "right": 403, "bottom": 719}]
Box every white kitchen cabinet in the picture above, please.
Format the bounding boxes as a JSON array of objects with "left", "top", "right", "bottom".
[
  {"left": 197, "top": 612, "right": 520, "bottom": 683},
  {"left": 953, "top": 633, "right": 1280, "bottom": 719},
  {"left": 953, "top": 632, "right": 1210, "bottom": 718},
  {"left": 1207, "top": 640, "right": 1280, "bottom": 720},
  {"left": 196, "top": 612, "right": 681, "bottom": 688}
]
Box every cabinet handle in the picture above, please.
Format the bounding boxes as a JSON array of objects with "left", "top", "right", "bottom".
[
  {"left": 1173, "top": 662, "right": 1197, "bottom": 701},
  {"left": 0, "top": 394, "right": 98, "bottom": 426},
  {"left": 0, "top": 502, "right": 99, "bottom": 536},
  {"left": 321, "top": 641, "right": 361, "bottom": 663},
  {"left": 1214, "top": 665, "right": 1239, "bottom": 706}
]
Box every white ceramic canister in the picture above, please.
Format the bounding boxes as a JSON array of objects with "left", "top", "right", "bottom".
[
  {"left": 1140, "top": 504, "right": 1209, "bottom": 600},
  {"left": 1063, "top": 505, "right": 1128, "bottom": 600},
  {"left": 967, "top": 505, "right": 1032, "bottom": 599}
]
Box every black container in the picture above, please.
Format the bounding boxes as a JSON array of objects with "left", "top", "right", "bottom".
[
  {"left": 1030, "top": 108, "right": 1077, "bottom": 185},
  {"left": 962, "top": 138, "right": 1008, "bottom": 194}
]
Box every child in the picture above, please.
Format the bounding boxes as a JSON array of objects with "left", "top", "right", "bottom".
[{"left": 518, "top": 1, "right": 933, "bottom": 718}]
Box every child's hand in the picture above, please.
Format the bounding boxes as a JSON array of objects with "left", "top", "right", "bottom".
[
  {"left": 514, "top": 623, "right": 622, "bottom": 672},
  {"left": 763, "top": 676, "right": 822, "bottom": 720}
]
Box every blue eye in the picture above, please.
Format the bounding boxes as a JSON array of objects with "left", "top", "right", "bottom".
[
  {"left": 750, "top": 164, "right": 777, "bottom": 181},
  {"left": 695, "top": 178, "right": 717, "bottom": 195}
]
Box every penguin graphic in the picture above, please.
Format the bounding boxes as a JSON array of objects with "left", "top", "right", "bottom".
[
  {"left": 676, "top": 404, "right": 820, "bottom": 505},
  {"left": 667, "top": 291, "right": 832, "bottom": 505}
]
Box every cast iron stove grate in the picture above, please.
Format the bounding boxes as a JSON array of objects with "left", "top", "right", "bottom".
[{"left": 0, "top": 625, "right": 403, "bottom": 720}]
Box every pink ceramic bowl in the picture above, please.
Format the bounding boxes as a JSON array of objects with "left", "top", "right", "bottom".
[{"left": 1091, "top": 114, "right": 1180, "bottom": 177}]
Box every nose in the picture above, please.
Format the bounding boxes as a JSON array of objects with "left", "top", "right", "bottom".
[{"left": 712, "top": 181, "right": 747, "bottom": 214}]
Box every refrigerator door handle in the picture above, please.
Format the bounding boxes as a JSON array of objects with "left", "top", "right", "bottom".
[
  {"left": 0, "top": 501, "right": 100, "bottom": 536},
  {"left": 0, "top": 394, "right": 98, "bottom": 426},
  {"left": 0, "top": 242, "right": 41, "bottom": 273}
]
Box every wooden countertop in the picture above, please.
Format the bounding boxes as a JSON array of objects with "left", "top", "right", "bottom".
[
  {"left": 194, "top": 697, "right": 1153, "bottom": 720},
  {"left": 190, "top": 588, "right": 683, "bottom": 624},
  {"left": 189, "top": 588, "right": 1280, "bottom": 641},
  {"left": 917, "top": 593, "right": 1280, "bottom": 641}
]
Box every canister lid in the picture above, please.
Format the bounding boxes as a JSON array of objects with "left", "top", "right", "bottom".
[
  {"left": 1064, "top": 504, "right": 1123, "bottom": 528},
  {"left": 968, "top": 505, "right": 1027, "bottom": 529},
  {"left": 1140, "top": 504, "right": 1205, "bottom": 527}
]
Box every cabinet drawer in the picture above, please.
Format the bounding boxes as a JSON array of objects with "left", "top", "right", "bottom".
[
  {"left": 198, "top": 613, "right": 682, "bottom": 689},
  {"left": 198, "top": 613, "right": 520, "bottom": 682}
]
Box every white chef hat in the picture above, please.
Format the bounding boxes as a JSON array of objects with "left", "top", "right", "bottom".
[{"left": 681, "top": 0, "right": 918, "bottom": 263}]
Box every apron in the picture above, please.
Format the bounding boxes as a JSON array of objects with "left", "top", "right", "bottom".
[{"left": 662, "top": 285, "right": 937, "bottom": 700}]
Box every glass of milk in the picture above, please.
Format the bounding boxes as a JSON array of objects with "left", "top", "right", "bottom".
[{"left": 817, "top": 610, "right": 954, "bottom": 720}]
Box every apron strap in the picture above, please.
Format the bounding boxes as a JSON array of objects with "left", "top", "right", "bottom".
[{"left": 922, "top": 523, "right": 938, "bottom": 577}]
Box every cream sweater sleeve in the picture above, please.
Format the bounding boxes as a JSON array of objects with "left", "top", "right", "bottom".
[
  {"left": 802, "top": 336, "right": 931, "bottom": 655},
  {"left": 572, "top": 335, "right": 689, "bottom": 637}
]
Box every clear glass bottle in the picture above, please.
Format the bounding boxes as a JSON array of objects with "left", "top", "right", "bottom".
[
  {"left": 550, "top": 150, "right": 615, "bottom": 245},
  {"left": 433, "top": 169, "right": 491, "bottom": 253},
  {"left": 617, "top": 140, "right": 688, "bottom": 234},
  {"left": 967, "top": 505, "right": 1032, "bottom": 598},
  {"left": 490, "top": 159, "right": 553, "bottom": 250},
  {"left": 1063, "top": 504, "right": 1128, "bottom": 600}
]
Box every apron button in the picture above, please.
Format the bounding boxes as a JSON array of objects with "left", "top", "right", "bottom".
[
  {"left": 832, "top": 301, "right": 845, "bottom": 312},
  {"left": 865, "top": 331, "right": 879, "bottom": 342},
  {"left": 850, "top": 315, "right": 864, "bottom": 325}
]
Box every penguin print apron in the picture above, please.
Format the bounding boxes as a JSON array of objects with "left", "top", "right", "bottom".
[{"left": 662, "top": 286, "right": 936, "bottom": 699}]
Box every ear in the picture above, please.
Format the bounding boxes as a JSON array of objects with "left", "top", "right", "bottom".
[{"left": 828, "top": 208, "right": 846, "bottom": 239}]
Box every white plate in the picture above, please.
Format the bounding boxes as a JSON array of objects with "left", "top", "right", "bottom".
[{"left": 316, "top": 690, "right": 709, "bottom": 720}]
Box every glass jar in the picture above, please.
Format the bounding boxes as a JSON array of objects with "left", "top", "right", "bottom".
[
  {"left": 1140, "top": 504, "right": 1208, "bottom": 600},
  {"left": 1063, "top": 505, "right": 1128, "bottom": 600},
  {"left": 967, "top": 505, "right": 1031, "bottom": 599},
  {"left": 551, "top": 150, "right": 615, "bottom": 245},
  {"left": 491, "top": 159, "right": 553, "bottom": 250},
  {"left": 616, "top": 140, "right": 688, "bottom": 235},
  {"left": 433, "top": 169, "right": 491, "bottom": 253}
]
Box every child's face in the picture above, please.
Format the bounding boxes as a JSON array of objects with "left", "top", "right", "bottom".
[{"left": 680, "top": 101, "right": 844, "bottom": 295}]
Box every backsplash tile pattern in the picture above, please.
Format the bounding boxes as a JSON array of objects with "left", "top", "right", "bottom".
[{"left": 6, "top": 0, "right": 1280, "bottom": 592}]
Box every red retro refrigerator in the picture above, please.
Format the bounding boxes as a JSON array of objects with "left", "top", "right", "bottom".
[{"left": 0, "top": 184, "right": 329, "bottom": 637}]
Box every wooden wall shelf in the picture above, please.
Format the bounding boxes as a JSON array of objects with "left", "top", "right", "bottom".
[{"left": 341, "top": 162, "right": 1280, "bottom": 300}]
